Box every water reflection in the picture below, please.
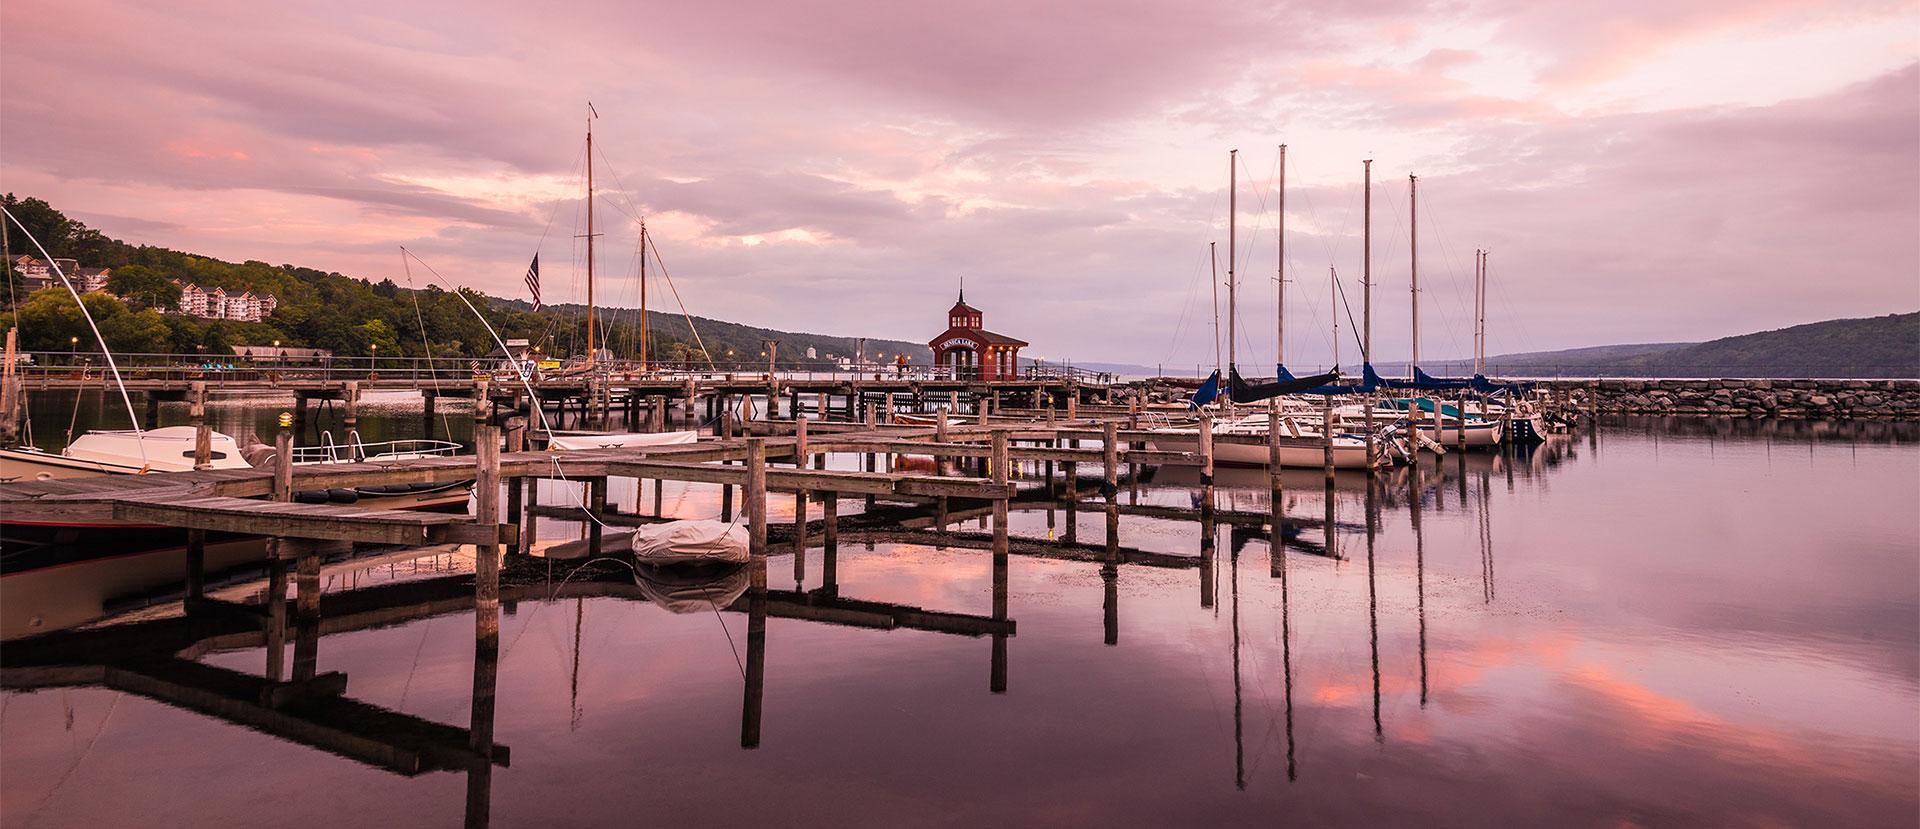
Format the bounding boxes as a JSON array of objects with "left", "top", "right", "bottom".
[{"left": 3, "top": 417, "right": 1916, "bottom": 826}]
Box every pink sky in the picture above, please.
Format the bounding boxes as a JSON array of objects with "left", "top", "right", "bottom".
[{"left": 3, "top": 0, "right": 1915, "bottom": 367}]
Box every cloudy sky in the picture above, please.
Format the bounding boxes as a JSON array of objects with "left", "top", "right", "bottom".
[{"left": 3, "top": 0, "right": 1915, "bottom": 369}]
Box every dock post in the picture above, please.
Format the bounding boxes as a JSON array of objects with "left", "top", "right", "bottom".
[
  {"left": 795, "top": 415, "right": 809, "bottom": 463},
  {"left": 143, "top": 392, "right": 161, "bottom": 430},
  {"left": 1047, "top": 404, "right": 1055, "bottom": 427},
  {"left": 0, "top": 328, "right": 16, "bottom": 445},
  {"left": 949, "top": 390, "right": 959, "bottom": 414},
  {"left": 991, "top": 429, "right": 1010, "bottom": 559},
  {"left": 191, "top": 381, "right": 212, "bottom": 469},
  {"left": 865, "top": 402, "right": 877, "bottom": 429},
  {"left": 343, "top": 380, "right": 360, "bottom": 441},
  {"left": 1410, "top": 398, "right": 1424, "bottom": 469},
  {"left": 423, "top": 392, "right": 437, "bottom": 439},
  {"left": 293, "top": 395, "right": 309, "bottom": 438},
  {"left": 721, "top": 462, "right": 734, "bottom": 522},
  {"left": 883, "top": 392, "right": 894, "bottom": 423},
  {"left": 587, "top": 477, "right": 606, "bottom": 555},
  {"left": 1198, "top": 413, "right": 1215, "bottom": 487},
  {"left": 504, "top": 419, "right": 524, "bottom": 535},
  {"left": 184, "top": 528, "right": 206, "bottom": 601},
  {"left": 684, "top": 379, "right": 697, "bottom": 423},
  {"left": 1364, "top": 394, "right": 1377, "bottom": 475},
  {"left": 746, "top": 438, "right": 768, "bottom": 556},
  {"left": 474, "top": 416, "right": 502, "bottom": 618},
  {"left": 816, "top": 392, "right": 828, "bottom": 423},
  {"left": 1457, "top": 395, "right": 1469, "bottom": 451},
  {"left": 1067, "top": 394, "right": 1077, "bottom": 421},
  {"left": 1322, "top": 395, "right": 1335, "bottom": 482},
  {"left": 934, "top": 412, "right": 950, "bottom": 476},
  {"left": 273, "top": 424, "right": 294, "bottom": 502},
  {"left": 976, "top": 401, "right": 988, "bottom": 426},
  {"left": 1128, "top": 396, "right": 1139, "bottom": 430},
  {"left": 1103, "top": 421, "right": 1119, "bottom": 496}
]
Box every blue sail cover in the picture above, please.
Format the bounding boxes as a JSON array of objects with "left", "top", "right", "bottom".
[
  {"left": 1470, "top": 374, "right": 1535, "bottom": 393},
  {"left": 1227, "top": 368, "right": 1344, "bottom": 403},
  {"left": 1188, "top": 370, "right": 1222, "bottom": 409},
  {"left": 1377, "top": 366, "right": 1475, "bottom": 390},
  {"left": 1291, "top": 363, "right": 1383, "bottom": 396},
  {"left": 1275, "top": 364, "right": 1299, "bottom": 382}
]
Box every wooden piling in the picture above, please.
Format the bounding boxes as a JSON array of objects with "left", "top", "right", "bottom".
[
  {"left": 273, "top": 429, "right": 293, "bottom": 502},
  {"left": 865, "top": 402, "right": 877, "bottom": 428},
  {"left": 184, "top": 528, "right": 205, "bottom": 600},
  {"left": 191, "top": 381, "right": 211, "bottom": 470},
  {"left": 1103, "top": 421, "right": 1119, "bottom": 494},
  {"left": 1322, "top": 395, "right": 1335, "bottom": 482},
  {"left": 991, "top": 429, "right": 1010, "bottom": 558},
  {"left": 1198, "top": 413, "right": 1215, "bottom": 486},
  {"left": 934, "top": 412, "right": 951, "bottom": 476},
  {"left": 746, "top": 438, "right": 768, "bottom": 556},
  {"left": 0, "top": 327, "right": 17, "bottom": 445},
  {"left": 587, "top": 477, "right": 606, "bottom": 555}
]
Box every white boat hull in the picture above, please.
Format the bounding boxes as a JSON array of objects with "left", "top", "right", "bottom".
[
  {"left": 1414, "top": 419, "right": 1504, "bottom": 447},
  {"left": 1146, "top": 434, "right": 1377, "bottom": 469}
]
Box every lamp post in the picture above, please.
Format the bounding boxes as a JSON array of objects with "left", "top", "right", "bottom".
[
  {"left": 369, "top": 343, "right": 378, "bottom": 373},
  {"left": 70, "top": 336, "right": 78, "bottom": 367},
  {"left": 273, "top": 339, "right": 282, "bottom": 371}
]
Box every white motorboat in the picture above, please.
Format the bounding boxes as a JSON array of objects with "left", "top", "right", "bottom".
[
  {"left": 0, "top": 426, "right": 252, "bottom": 481},
  {"left": 545, "top": 430, "right": 700, "bottom": 451}
]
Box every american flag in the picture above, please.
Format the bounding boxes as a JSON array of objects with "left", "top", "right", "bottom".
[{"left": 524, "top": 254, "right": 541, "bottom": 311}]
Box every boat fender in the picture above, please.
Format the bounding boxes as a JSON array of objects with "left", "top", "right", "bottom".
[
  {"left": 327, "top": 489, "right": 360, "bottom": 504},
  {"left": 294, "top": 490, "right": 330, "bottom": 504}
]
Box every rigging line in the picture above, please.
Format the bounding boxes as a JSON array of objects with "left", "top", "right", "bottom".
[
  {"left": 398, "top": 253, "right": 456, "bottom": 442},
  {"left": 1412, "top": 188, "right": 1474, "bottom": 365},
  {"left": 2, "top": 207, "right": 147, "bottom": 464},
  {"left": 17, "top": 690, "right": 124, "bottom": 829},
  {"left": 1159, "top": 244, "right": 1212, "bottom": 365},
  {"left": 397, "top": 248, "right": 558, "bottom": 440},
  {"left": 394, "top": 615, "right": 433, "bottom": 712},
  {"left": 643, "top": 231, "right": 716, "bottom": 369},
  {"left": 1335, "top": 272, "right": 1367, "bottom": 360}
]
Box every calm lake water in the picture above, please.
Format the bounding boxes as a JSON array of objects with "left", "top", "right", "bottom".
[{"left": 3, "top": 394, "right": 1916, "bottom": 827}]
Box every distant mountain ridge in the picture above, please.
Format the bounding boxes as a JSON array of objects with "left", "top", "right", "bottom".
[{"left": 1376, "top": 313, "right": 1918, "bottom": 379}]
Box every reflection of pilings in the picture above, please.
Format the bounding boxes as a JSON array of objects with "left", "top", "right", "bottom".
[
  {"left": 1230, "top": 544, "right": 1244, "bottom": 790},
  {"left": 991, "top": 551, "right": 1009, "bottom": 694},
  {"left": 266, "top": 558, "right": 287, "bottom": 681},
  {"left": 293, "top": 553, "right": 321, "bottom": 683},
  {"left": 1366, "top": 475, "right": 1381, "bottom": 742},
  {"left": 741, "top": 556, "right": 768, "bottom": 749},
  {"left": 1479, "top": 469, "right": 1495, "bottom": 604},
  {"left": 1412, "top": 465, "right": 1427, "bottom": 709},
  {"left": 1101, "top": 561, "right": 1118, "bottom": 646},
  {"left": 1280, "top": 498, "right": 1297, "bottom": 782},
  {"left": 1199, "top": 493, "right": 1216, "bottom": 609}
]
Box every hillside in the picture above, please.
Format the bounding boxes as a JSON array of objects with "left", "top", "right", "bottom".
[
  {"left": 0, "top": 195, "right": 926, "bottom": 368},
  {"left": 1383, "top": 314, "right": 1918, "bottom": 379}
]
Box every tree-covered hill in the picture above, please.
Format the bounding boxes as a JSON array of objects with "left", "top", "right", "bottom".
[
  {"left": 1, "top": 195, "right": 926, "bottom": 367},
  {"left": 1397, "top": 314, "right": 1918, "bottom": 378}
]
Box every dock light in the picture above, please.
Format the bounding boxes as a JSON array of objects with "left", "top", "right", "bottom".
[{"left": 278, "top": 412, "right": 293, "bottom": 428}]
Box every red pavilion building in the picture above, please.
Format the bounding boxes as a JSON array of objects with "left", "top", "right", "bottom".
[{"left": 929, "top": 290, "right": 1027, "bottom": 381}]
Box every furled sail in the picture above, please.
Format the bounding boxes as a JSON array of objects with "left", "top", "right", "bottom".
[{"left": 1227, "top": 368, "right": 1343, "bottom": 403}]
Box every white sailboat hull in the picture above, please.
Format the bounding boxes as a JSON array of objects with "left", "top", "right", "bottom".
[{"left": 1146, "top": 433, "right": 1376, "bottom": 469}]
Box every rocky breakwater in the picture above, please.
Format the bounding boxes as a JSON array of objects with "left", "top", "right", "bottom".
[{"left": 1540, "top": 378, "right": 1920, "bottom": 418}]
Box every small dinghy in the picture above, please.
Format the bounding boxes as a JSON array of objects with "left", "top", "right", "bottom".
[
  {"left": 631, "top": 519, "right": 750, "bottom": 565},
  {"left": 632, "top": 563, "right": 749, "bottom": 614}
]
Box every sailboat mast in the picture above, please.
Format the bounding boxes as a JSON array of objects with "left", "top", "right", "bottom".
[
  {"left": 1330, "top": 266, "right": 1339, "bottom": 369},
  {"left": 1277, "top": 144, "right": 1286, "bottom": 369},
  {"left": 1362, "top": 159, "right": 1372, "bottom": 365},
  {"left": 1409, "top": 174, "right": 1418, "bottom": 376},
  {"left": 639, "top": 220, "right": 649, "bottom": 371},
  {"left": 1475, "top": 250, "right": 1487, "bottom": 376},
  {"left": 1227, "top": 149, "right": 1237, "bottom": 376},
  {"left": 586, "top": 116, "right": 597, "bottom": 363},
  {"left": 1210, "top": 242, "right": 1222, "bottom": 382}
]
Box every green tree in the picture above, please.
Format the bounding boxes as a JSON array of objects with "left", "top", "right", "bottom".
[
  {"left": 106, "top": 264, "right": 182, "bottom": 310},
  {"left": 99, "top": 308, "right": 172, "bottom": 354},
  {"left": 11, "top": 289, "right": 125, "bottom": 351}
]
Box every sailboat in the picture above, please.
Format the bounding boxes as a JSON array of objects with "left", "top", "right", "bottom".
[
  {"left": 537, "top": 108, "right": 701, "bottom": 449},
  {"left": 1147, "top": 149, "right": 1377, "bottom": 469}
]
